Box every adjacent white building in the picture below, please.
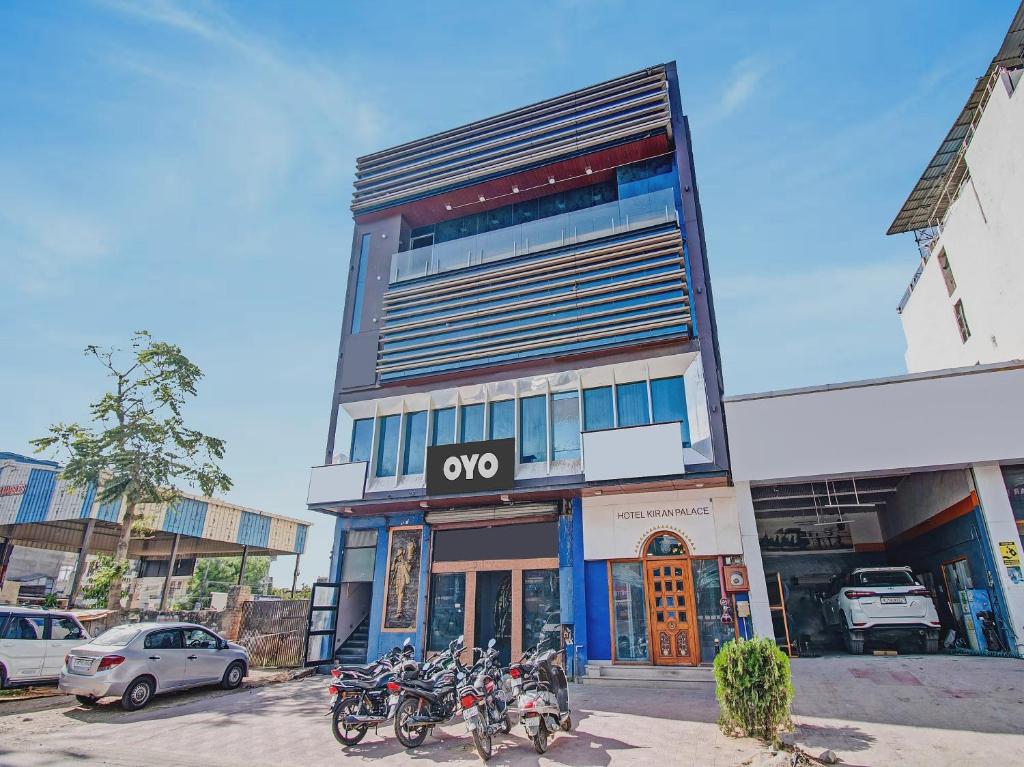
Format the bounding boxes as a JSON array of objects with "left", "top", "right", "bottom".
[{"left": 891, "top": 9, "right": 1023, "bottom": 372}]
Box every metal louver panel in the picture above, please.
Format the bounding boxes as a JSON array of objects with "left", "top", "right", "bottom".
[
  {"left": 425, "top": 503, "right": 559, "bottom": 525},
  {"left": 352, "top": 66, "right": 671, "bottom": 214}
]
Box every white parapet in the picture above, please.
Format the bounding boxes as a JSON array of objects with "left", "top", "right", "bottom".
[
  {"left": 307, "top": 462, "right": 368, "bottom": 506},
  {"left": 582, "top": 422, "right": 685, "bottom": 482}
]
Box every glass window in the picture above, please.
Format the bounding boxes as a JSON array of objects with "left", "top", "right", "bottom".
[
  {"left": 611, "top": 563, "right": 649, "bottom": 661},
  {"left": 651, "top": 375, "right": 689, "bottom": 446},
  {"left": 50, "top": 617, "right": 85, "bottom": 641},
  {"left": 2, "top": 616, "right": 45, "bottom": 640},
  {"left": 431, "top": 407, "right": 456, "bottom": 446},
  {"left": 91, "top": 626, "right": 141, "bottom": 647},
  {"left": 583, "top": 387, "right": 614, "bottom": 431},
  {"left": 691, "top": 559, "right": 733, "bottom": 662},
  {"left": 522, "top": 569, "right": 560, "bottom": 651},
  {"left": 646, "top": 533, "right": 686, "bottom": 557},
  {"left": 402, "top": 411, "right": 427, "bottom": 475},
  {"left": 459, "top": 403, "right": 485, "bottom": 443},
  {"left": 350, "top": 418, "right": 373, "bottom": 463},
  {"left": 375, "top": 414, "right": 401, "bottom": 477},
  {"left": 341, "top": 530, "right": 377, "bottom": 582},
  {"left": 427, "top": 573, "right": 465, "bottom": 653},
  {"left": 551, "top": 391, "right": 580, "bottom": 461},
  {"left": 616, "top": 382, "right": 650, "bottom": 427},
  {"left": 350, "top": 233, "right": 371, "bottom": 333},
  {"left": 144, "top": 629, "right": 183, "bottom": 650},
  {"left": 489, "top": 400, "right": 514, "bottom": 440},
  {"left": 519, "top": 395, "right": 548, "bottom": 463},
  {"left": 954, "top": 300, "right": 971, "bottom": 343},
  {"left": 184, "top": 628, "right": 219, "bottom": 649}
]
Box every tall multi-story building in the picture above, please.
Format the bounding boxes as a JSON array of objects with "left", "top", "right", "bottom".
[
  {"left": 891, "top": 3, "right": 1023, "bottom": 372},
  {"left": 307, "top": 63, "right": 767, "bottom": 674}
]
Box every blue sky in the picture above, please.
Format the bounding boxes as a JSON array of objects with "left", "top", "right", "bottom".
[{"left": 0, "top": 0, "right": 1015, "bottom": 585}]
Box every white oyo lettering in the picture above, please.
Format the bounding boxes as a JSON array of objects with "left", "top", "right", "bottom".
[
  {"left": 460, "top": 453, "right": 480, "bottom": 479},
  {"left": 478, "top": 453, "right": 498, "bottom": 478},
  {"left": 443, "top": 456, "right": 462, "bottom": 480}
]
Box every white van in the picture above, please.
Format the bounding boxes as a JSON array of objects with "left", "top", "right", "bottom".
[{"left": 0, "top": 607, "right": 90, "bottom": 687}]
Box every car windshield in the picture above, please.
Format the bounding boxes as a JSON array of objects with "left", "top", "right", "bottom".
[
  {"left": 855, "top": 571, "right": 915, "bottom": 586},
  {"left": 91, "top": 625, "right": 142, "bottom": 647}
]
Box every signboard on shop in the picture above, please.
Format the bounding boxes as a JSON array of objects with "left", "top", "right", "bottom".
[{"left": 425, "top": 438, "right": 515, "bottom": 496}]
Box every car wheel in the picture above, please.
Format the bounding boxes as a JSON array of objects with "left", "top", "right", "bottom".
[
  {"left": 923, "top": 631, "right": 940, "bottom": 654},
  {"left": 76, "top": 694, "right": 100, "bottom": 706},
  {"left": 0, "top": 663, "right": 7, "bottom": 690},
  {"left": 221, "top": 661, "right": 245, "bottom": 690},
  {"left": 121, "top": 677, "right": 154, "bottom": 711}
]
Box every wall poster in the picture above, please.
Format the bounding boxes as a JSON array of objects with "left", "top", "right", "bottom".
[{"left": 382, "top": 526, "right": 422, "bottom": 631}]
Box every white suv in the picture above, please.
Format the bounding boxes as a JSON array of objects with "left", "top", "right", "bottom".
[
  {"left": 822, "top": 567, "right": 941, "bottom": 654},
  {"left": 0, "top": 608, "right": 90, "bottom": 688}
]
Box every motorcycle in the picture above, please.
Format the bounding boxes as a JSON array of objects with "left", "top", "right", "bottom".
[
  {"left": 327, "top": 638, "right": 414, "bottom": 746},
  {"left": 509, "top": 639, "right": 572, "bottom": 754},
  {"left": 392, "top": 636, "right": 466, "bottom": 748},
  {"left": 457, "top": 639, "right": 513, "bottom": 761}
]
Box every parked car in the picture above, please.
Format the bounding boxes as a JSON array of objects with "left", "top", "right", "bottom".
[
  {"left": 822, "top": 567, "right": 942, "bottom": 654},
  {"left": 0, "top": 607, "right": 89, "bottom": 688},
  {"left": 59, "top": 622, "right": 248, "bottom": 710}
]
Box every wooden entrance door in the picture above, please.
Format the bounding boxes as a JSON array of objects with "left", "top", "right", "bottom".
[{"left": 643, "top": 559, "right": 697, "bottom": 665}]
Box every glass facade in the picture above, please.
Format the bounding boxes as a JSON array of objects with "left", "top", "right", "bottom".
[
  {"left": 651, "top": 375, "right": 689, "bottom": 446},
  {"left": 350, "top": 233, "right": 371, "bottom": 333},
  {"left": 350, "top": 418, "right": 373, "bottom": 462},
  {"left": 459, "top": 403, "right": 485, "bottom": 443},
  {"left": 551, "top": 391, "right": 580, "bottom": 461},
  {"left": 489, "top": 400, "right": 514, "bottom": 440},
  {"left": 522, "top": 569, "right": 561, "bottom": 650},
  {"left": 691, "top": 559, "right": 733, "bottom": 662},
  {"left": 616, "top": 381, "right": 650, "bottom": 427},
  {"left": 375, "top": 414, "right": 401, "bottom": 477},
  {"left": 402, "top": 410, "right": 427, "bottom": 475},
  {"left": 583, "top": 386, "right": 614, "bottom": 431},
  {"left": 519, "top": 395, "right": 547, "bottom": 463},
  {"left": 427, "top": 573, "right": 466, "bottom": 653},
  {"left": 431, "top": 407, "right": 456, "bottom": 446},
  {"left": 611, "top": 562, "right": 649, "bottom": 662}
]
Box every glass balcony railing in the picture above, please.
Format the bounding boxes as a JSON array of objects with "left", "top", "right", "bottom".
[{"left": 389, "top": 187, "right": 678, "bottom": 284}]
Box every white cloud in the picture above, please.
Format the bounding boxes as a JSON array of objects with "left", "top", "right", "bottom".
[{"left": 713, "top": 57, "right": 771, "bottom": 121}]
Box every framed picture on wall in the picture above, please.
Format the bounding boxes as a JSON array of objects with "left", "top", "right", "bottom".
[{"left": 382, "top": 526, "right": 422, "bottom": 631}]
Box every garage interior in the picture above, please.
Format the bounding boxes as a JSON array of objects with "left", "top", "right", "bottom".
[{"left": 752, "top": 469, "right": 1014, "bottom": 656}]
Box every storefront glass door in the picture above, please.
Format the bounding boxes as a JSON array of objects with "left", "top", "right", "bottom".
[
  {"left": 475, "top": 570, "right": 513, "bottom": 665},
  {"left": 611, "top": 562, "right": 650, "bottom": 662},
  {"left": 643, "top": 557, "right": 698, "bottom": 665},
  {"left": 427, "top": 573, "right": 466, "bottom": 653}
]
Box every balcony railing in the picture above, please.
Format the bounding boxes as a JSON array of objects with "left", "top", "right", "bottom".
[{"left": 389, "top": 187, "right": 678, "bottom": 284}]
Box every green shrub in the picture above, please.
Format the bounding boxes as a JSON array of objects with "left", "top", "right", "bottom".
[{"left": 714, "top": 637, "right": 793, "bottom": 742}]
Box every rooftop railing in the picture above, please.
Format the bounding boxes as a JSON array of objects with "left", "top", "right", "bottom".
[{"left": 389, "top": 187, "right": 678, "bottom": 284}]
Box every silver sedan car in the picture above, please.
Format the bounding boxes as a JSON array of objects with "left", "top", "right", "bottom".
[{"left": 59, "top": 622, "right": 249, "bottom": 710}]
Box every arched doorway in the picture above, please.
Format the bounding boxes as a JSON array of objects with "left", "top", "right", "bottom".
[{"left": 641, "top": 531, "right": 698, "bottom": 665}]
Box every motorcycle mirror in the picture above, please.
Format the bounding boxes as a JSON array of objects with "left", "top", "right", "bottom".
[
  {"left": 457, "top": 634, "right": 464, "bottom": 644},
  {"left": 487, "top": 638, "right": 496, "bottom": 649},
  {"left": 403, "top": 637, "right": 412, "bottom": 647}
]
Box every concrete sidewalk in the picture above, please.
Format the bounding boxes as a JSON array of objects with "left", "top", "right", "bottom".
[{"left": 787, "top": 653, "right": 1024, "bottom": 766}]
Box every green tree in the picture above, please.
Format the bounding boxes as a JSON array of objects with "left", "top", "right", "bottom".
[
  {"left": 33, "top": 331, "right": 232, "bottom": 609},
  {"left": 80, "top": 555, "right": 130, "bottom": 606},
  {"left": 179, "top": 556, "right": 271, "bottom": 609}
]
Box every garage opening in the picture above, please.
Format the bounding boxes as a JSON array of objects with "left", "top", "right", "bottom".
[{"left": 753, "top": 469, "right": 1016, "bottom": 657}]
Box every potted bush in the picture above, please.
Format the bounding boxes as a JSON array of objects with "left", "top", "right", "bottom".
[{"left": 713, "top": 637, "right": 793, "bottom": 743}]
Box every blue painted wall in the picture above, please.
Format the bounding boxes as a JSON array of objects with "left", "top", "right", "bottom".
[
  {"left": 78, "top": 482, "right": 97, "bottom": 519},
  {"left": 568, "top": 498, "right": 588, "bottom": 671},
  {"left": 163, "top": 498, "right": 209, "bottom": 537},
  {"left": 16, "top": 469, "right": 56, "bottom": 523},
  {"left": 294, "top": 523, "right": 308, "bottom": 554},
  {"left": 236, "top": 510, "right": 271, "bottom": 548},
  {"left": 95, "top": 497, "right": 122, "bottom": 523},
  {"left": 584, "top": 560, "right": 611, "bottom": 661}
]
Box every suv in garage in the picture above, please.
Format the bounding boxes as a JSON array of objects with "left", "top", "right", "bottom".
[{"left": 822, "top": 567, "right": 942, "bottom": 654}]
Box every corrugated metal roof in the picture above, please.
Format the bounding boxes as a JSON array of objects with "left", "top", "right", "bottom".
[{"left": 888, "top": 2, "right": 1024, "bottom": 235}]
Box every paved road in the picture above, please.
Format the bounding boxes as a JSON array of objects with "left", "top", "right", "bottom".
[{"left": 0, "top": 679, "right": 760, "bottom": 766}]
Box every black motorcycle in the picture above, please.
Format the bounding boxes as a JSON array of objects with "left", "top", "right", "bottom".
[
  {"left": 458, "top": 638, "right": 513, "bottom": 761},
  {"left": 328, "top": 638, "right": 414, "bottom": 746},
  {"left": 392, "top": 636, "right": 466, "bottom": 748}
]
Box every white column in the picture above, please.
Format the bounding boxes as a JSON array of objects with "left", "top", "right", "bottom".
[
  {"left": 735, "top": 480, "right": 773, "bottom": 638},
  {"left": 971, "top": 463, "right": 1024, "bottom": 654}
]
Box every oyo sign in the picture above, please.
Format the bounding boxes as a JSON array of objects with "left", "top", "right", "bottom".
[{"left": 426, "top": 439, "right": 515, "bottom": 495}]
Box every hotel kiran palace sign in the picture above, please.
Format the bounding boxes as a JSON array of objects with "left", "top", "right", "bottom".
[{"left": 582, "top": 489, "right": 742, "bottom": 559}]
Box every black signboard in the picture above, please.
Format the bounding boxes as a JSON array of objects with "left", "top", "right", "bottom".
[{"left": 426, "top": 438, "right": 515, "bottom": 496}]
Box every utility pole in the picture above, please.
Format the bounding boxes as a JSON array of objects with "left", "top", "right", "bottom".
[{"left": 291, "top": 553, "right": 301, "bottom": 598}]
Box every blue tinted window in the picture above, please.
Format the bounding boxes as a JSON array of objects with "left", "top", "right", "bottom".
[
  {"left": 583, "top": 387, "right": 614, "bottom": 431},
  {"left": 350, "top": 419, "right": 373, "bottom": 462},
  {"left": 459, "top": 404, "right": 485, "bottom": 443},
  {"left": 616, "top": 382, "right": 650, "bottom": 427},
  {"left": 651, "top": 376, "right": 689, "bottom": 446},
  {"left": 431, "top": 407, "right": 456, "bottom": 446},
  {"left": 519, "top": 396, "right": 547, "bottom": 464},
  {"left": 489, "top": 400, "right": 514, "bottom": 439},
  {"left": 402, "top": 411, "right": 428, "bottom": 474},
  {"left": 350, "top": 234, "right": 372, "bottom": 333},
  {"left": 551, "top": 392, "right": 580, "bottom": 461},
  {"left": 375, "top": 414, "right": 401, "bottom": 477}
]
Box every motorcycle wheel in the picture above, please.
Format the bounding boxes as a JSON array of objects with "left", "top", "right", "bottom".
[
  {"left": 331, "top": 698, "right": 368, "bottom": 746},
  {"left": 501, "top": 712, "right": 512, "bottom": 734},
  {"left": 395, "top": 698, "right": 429, "bottom": 749},
  {"left": 472, "top": 721, "right": 493, "bottom": 761},
  {"left": 532, "top": 719, "right": 549, "bottom": 754},
  {"left": 560, "top": 713, "right": 572, "bottom": 732}
]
